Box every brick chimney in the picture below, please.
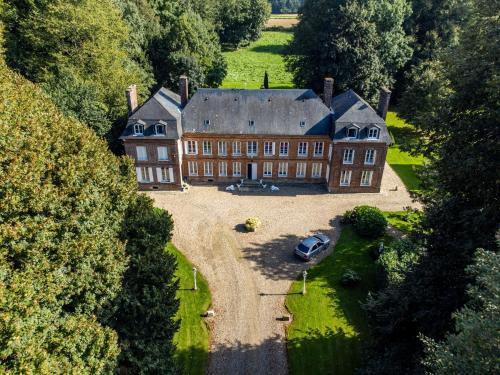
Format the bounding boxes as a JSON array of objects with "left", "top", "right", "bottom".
[
  {"left": 179, "top": 75, "right": 189, "bottom": 107},
  {"left": 323, "top": 77, "right": 334, "bottom": 107},
  {"left": 125, "top": 84, "right": 138, "bottom": 116},
  {"left": 377, "top": 87, "right": 391, "bottom": 120}
]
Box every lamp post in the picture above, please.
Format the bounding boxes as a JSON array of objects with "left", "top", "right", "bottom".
[
  {"left": 302, "top": 270, "right": 308, "bottom": 295},
  {"left": 193, "top": 267, "right": 198, "bottom": 291}
]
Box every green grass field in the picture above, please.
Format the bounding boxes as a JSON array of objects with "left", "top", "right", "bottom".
[
  {"left": 167, "top": 243, "right": 211, "bottom": 375},
  {"left": 385, "top": 112, "right": 425, "bottom": 192},
  {"left": 286, "top": 227, "right": 395, "bottom": 375},
  {"left": 221, "top": 31, "right": 294, "bottom": 89}
]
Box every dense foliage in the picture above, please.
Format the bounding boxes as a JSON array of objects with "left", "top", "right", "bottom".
[
  {"left": 270, "top": 0, "right": 303, "bottom": 13},
  {"left": 285, "top": 0, "right": 412, "bottom": 102},
  {"left": 343, "top": 206, "right": 388, "bottom": 239},
  {"left": 362, "top": 0, "right": 500, "bottom": 373}
]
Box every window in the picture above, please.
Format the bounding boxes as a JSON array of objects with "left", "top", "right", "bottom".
[
  {"left": 247, "top": 141, "right": 257, "bottom": 156},
  {"left": 300, "top": 121, "right": 306, "bottom": 128},
  {"left": 264, "top": 141, "right": 274, "bottom": 156},
  {"left": 158, "top": 167, "right": 174, "bottom": 183},
  {"left": 136, "top": 146, "right": 147, "bottom": 161},
  {"left": 219, "top": 161, "right": 227, "bottom": 176},
  {"left": 296, "top": 162, "right": 306, "bottom": 178},
  {"left": 232, "top": 141, "right": 241, "bottom": 156},
  {"left": 343, "top": 149, "right": 355, "bottom": 164},
  {"left": 157, "top": 146, "right": 168, "bottom": 161},
  {"left": 347, "top": 127, "right": 358, "bottom": 138},
  {"left": 249, "top": 120, "right": 255, "bottom": 127},
  {"left": 202, "top": 140, "right": 212, "bottom": 155},
  {"left": 188, "top": 161, "right": 198, "bottom": 176},
  {"left": 204, "top": 119, "right": 210, "bottom": 127},
  {"left": 133, "top": 123, "right": 144, "bottom": 135},
  {"left": 278, "top": 162, "right": 288, "bottom": 177},
  {"left": 365, "top": 149, "right": 376, "bottom": 165},
  {"left": 186, "top": 140, "right": 198, "bottom": 155},
  {"left": 263, "top": 162, "right": 273, "bottom": 177},
  {"left": 155, "top": 122, "right": 166, "bottom": 135},
  {"left": 367, "top": 127, "right": 380, "bottom": 139},
  {"left": 218, "top": 141, "right": 227, "bottom": 156},
  {"left": 233, "top": 162, "right": 241, "bottom": 177},
  {"left": 298, "top": 142, "right": 308, "bottom": 157},
  {"left": 312, "top": 163, "right": 322, "bottom": 178},
  {"left": 136, "top": 166, "right": 151, "bottom": 182},
  {"left": 204, "top": 161, "right": 213, "bottom": 176},
  {"left": 314, "top": 142, "right": 324, "bottom": 157},
  {"left": 279, "top": 142, "right": 289, "bottom": 156},
  {"left": 340, "top": 170, "right": 352, "bottom": 186},
  {"left": 361, "top": 170, "right": 373, "bottom": 186}
]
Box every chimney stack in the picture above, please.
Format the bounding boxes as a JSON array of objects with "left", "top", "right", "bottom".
[
  {"left": 180, "top": 75, "right": 189, "bottom": 107},
  {"left": 377, "top": 87, "right": 391, "bottom": 120},
  {"left": 323, "top": 77, "right": 334, "bottom": 107},
  {"left": 126, "top": 84, "right": 138, "bottom": 116}
]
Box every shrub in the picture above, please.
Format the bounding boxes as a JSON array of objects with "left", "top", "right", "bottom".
[
  {"left": 341, "top": 269, "right": 361, "bottom": 287},
  {"left": 245, "top": 217, "right": 262, "bottom": 232},
  {"left": 344, "top": 206, "right": 388, "bottom": 238}
]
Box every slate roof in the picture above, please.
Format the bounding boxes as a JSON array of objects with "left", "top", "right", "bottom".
[
  {"left": 181, "top": 89, "right": 332, "bottom": 136},
  {"left": 120, "top": 87, "right": 183, "bottom": 140},
  {"left": 331, "top": 90, "right": 391, "bottom": 144}
]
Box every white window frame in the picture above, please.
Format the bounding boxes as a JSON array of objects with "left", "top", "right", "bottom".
[
  {"left": 157, "top": 167, "right": 174, "bottom": 183},
  {"left": 202, "top": 140, "right": 212, "bottom": 155},
  {"left": 297, "top": 142, "right": 308, "bottom": 157},
  {"left": 278, "top": 162, "right": 288, "bottom": 177},
  {"left": 249, "top": 120, "right": 255, "bottom": 127},
  {"left": 186, "top": 140, "right": 198, "bottom": 155},
  {"left": 279, "top": 142, "right": 289, "bottom": 156},
  {"left": 157, "top": 146, "right": 168, "bottom": 161},
  {"left": 188, "top": 161, "right": 198, "bottom": 176},
  {"left": 218, "top": 141, "right": 227, "bottom": 156},
  {"left": 136, "top": 146, "right": 147, "bottom": 161},
  {"left": 232, "top": 141, "right": 241, "bottom": 156},
  {"left": 219, "top": 161, "right": 227, "bottom": 176},
  {"left": 312, "top": 163, "right": 322, "bottom": 178},
  {"left": 340, "top": 170, "right": 352, "bottom": 186},
  {"left": 300, "top": 120, "right": 306, "bottom": 128},
  {"left": 136, "top": 166, "right": 152, "bottom": 183},
  {"left": 347, "top": 127, "right": 358, "bottom": 139},
  {"left": 361, "top": 170, "right": 373, "bottom": 186},
  {"left": 247, "top": 141, "right": 257, "bottom": 156},
  {"left": 367, "top": 127, "right": 380, "bottom": 139},
  {"left": 314, "top": 142, "right": 324, "bottom": 157},
  {"left": 204, "top": 119, "right": 210, "bottom": 127},
  {"left": 134, "top": 123, "right": 144, "bottom": 136},
  {"left": 365, "top": 149, "right": 376, "bottom": 165},
  {"left": 264, "top": 141, "right": 275, "bottom": 156},
  {"left": 296, "top": 162, "right": 306, "bottom": 178},
  {"left": 263, "top": 162, "right": 273, "bottom": 177},
  {"left": 155, "top": 123, "right": 166, "bottom": 136},
  {"left": 204, "top": 161, "right": 213, "bottom": 176},
  {"left": 232, "top": 162, "right": 241, "bottom": 177},
  {"left": 343, "top": 149, "right": 355, "bottom": 164}
]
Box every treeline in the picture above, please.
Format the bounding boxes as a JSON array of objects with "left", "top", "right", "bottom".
[
  {"left": 288, "top": 0, "right": 499, "bottom": 373},
  {"left": 270, "top": 0, "right": 303, "bottom": 13},
  {"left": 1, "top": 0, "right": 270, "bottom": 144}
]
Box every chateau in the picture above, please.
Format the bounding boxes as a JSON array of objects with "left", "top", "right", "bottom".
[{"left": 120, "top": 76, "right": 392, "bottom": 193}]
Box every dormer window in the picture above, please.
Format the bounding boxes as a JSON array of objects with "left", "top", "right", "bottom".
[
  {"left": 300, "top": 121, "right": 306, "bottom": 128},
  {"left": 347, "top": 126, "right": 358, "bottom": 139},
  {"left": 367, "top": 126, "right": 380, "bottom": 139},
  {"left": 204, "top": 119, "right": 210, "bottom": 127},
  {"left": 133, "top": 122, "right": 145, "bottom": 136},
  {"left": 155, "top": 121, "right": 167, "bottom": 136},
  {"left": 249, "top": 120, "right": 255, "bottom": 127}
]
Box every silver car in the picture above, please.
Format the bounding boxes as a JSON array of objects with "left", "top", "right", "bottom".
[{"left": 294, "top": 233, "right": 331, "bottom": 261}]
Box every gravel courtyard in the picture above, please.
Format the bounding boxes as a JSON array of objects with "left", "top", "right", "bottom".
[{"left": 149, "top": 164, "right": 418, "bottom": 375}]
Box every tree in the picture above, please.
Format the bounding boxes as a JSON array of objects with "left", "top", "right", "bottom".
[
  {"left": 285, "top": 0, "right": 412, "bottom": 102},
  {"left": 270, "top": 0, "right": 304, "bottom": 14},
  {"left": 263, "top": 71, "right": 269, "bottom": 88}
]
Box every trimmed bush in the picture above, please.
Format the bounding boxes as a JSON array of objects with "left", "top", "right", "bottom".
[
  {"left": 341, "top": 269, "right": 361, "bottom": 287},
  {"left": 343, "top": 206, "right": 388, "bottom": 239},
  {"left": 245, "top": 217, "right": 262, "bottom": 232}
]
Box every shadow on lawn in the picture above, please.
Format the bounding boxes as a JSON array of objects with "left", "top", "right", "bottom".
[
  {"left": 388, "top": 163, "right": 422, "bottom": 192},
  {"left": 250, "top": 44, "right": 286, "bottom": 54}
]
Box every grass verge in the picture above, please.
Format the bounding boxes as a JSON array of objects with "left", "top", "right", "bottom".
[
  {"left": 167, "top": 243, "right": 211, "bottom": 375},
  {"left": 221, "top": 31, "right": 294, "bottom": 89}
]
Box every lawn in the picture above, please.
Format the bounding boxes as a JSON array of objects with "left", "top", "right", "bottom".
[
  {"left": 167, "top": 243, "right": 212, "bottom": 375},
  {"left": 286, "top": 227, "right": 394, "bottom": 375},
  {"left": 385, "top": 111, "right": 425, "bottom": 192},
  {"left": 221, "top": 31, "right": 294, "bottom": 89}
]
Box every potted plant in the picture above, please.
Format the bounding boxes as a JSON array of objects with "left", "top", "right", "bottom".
[{"left": 245, "top": 217, "right": 262, "bottom": 232}]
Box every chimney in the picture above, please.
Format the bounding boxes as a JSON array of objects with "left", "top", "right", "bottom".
[
  {"left": 126, "top": 84, "right": 138, "bottom": 116},
  {"left": 179, "top": 75, "right": 189, "bottom": 107},
  {"left": 323, "top": 77, "right": 334, "bottom": 107},
  {"left": 377, "top": 87, "right": 391, "bottom": 120}
]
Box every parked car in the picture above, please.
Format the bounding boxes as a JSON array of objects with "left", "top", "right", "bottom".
[{"left": 294, "top": 233, "right": 331, "bottom": 261}]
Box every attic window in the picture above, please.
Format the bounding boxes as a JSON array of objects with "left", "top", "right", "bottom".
[
  {"left": 133, "top": 123, "right": 145, "bottom": 136},
  {"left": 300, "top": 121, "right": 306, "bottom": 128},
  {"left": 204, "top": 119, "right": 210, "bottom": 127},
  {"left": 347, "top": 127, "right": 358, "bottom": 139},
  {"left": 249, "top": 120, "right": 255, "bottom": 127},
  {"left": 367, "top": 126, "right": 380, "bottom": 139},
  {"left": 155, "top": 122, "right": 166, "bottom": 136}
]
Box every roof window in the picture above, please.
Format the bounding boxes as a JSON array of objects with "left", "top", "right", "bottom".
[
  {"left": 133, "top": 122, "right": 145, "bottom": 136},
  {"left": 346, "top": 125, "right": 359, "bottom": 139},
  {"left": 300, "top": 121, "right": 306, "bottom": 128},
  {"left": 367, "top": 126, "right": 380, "bottom": 139},
  {"left": 204, "top": 119, "right": 210, "bottom": 127},
  {"left": 155, "top": 121, "right": 167, "bottom": 136},
  {"left": 249, "top": 120, "right": 255, "bottom": 127}
]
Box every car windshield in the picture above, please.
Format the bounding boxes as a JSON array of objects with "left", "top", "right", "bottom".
[{"left": 297, "top": 243, "right": 310, "bottom": 253}]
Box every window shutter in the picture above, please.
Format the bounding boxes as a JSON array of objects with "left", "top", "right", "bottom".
[
  {"left": 194, "top": 141, "right": 198, "bottom": 154},
  {"left": 184, "top": 141, "right": 188, "bottom": 154},
  {"left": 272, "top": 142, "right": 275, "bottom": 155},
  {"left": 156, "top": 167, "right": 162, "bottom": 182},
  {"left": 136, "top": 167, "right": 142, "bottom": 182},
  {"left": 169, "top": 168, "right": 174, "bottom": 182},
  {"left": 148, "top": 167, "right": 154, "bottom": 182}
]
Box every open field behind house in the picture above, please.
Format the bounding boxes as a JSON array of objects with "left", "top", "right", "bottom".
[
  {"left": 266, "top": 14, "right": 299, "bottom": 28},
  {"left": 221, "top": 31, "right": 294, "bottom": 89}
]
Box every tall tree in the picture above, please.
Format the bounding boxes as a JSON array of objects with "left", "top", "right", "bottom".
[{"left": 285, "top": 0, "right": 412, "bottom": 102}]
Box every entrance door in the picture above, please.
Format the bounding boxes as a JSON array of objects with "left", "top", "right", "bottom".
[
  {"left": 247, "top": 163, "right": 257, "bottom": 180},
  {"left": 247, "top": 163, "right": 252, "bottom": 179}
]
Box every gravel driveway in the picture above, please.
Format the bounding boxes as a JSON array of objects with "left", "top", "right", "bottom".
[{"left": 149, "top": 164, "right": 417, "bottom": 375}]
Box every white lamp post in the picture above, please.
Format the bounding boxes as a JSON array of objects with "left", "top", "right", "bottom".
[
  {"left": 302, "top": 270, "right": 308, "bottom": 295},
  {"left": 193, "top": 267, "right": 198, "bottom": 291}
]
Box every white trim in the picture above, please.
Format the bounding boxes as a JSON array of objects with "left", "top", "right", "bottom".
[
  {"left": 297, "top": 142, "right": 308, "bottom": 157},
  {"left": 278, "top": 162, "right": 288, "bottom": 177},
  {"left": 157, "top": 146, "right": 168, "bottom": 161},
  {"left": 313, "top": 142, "right": 324, "bottom": 157},
  {"left": 136, "top": 167, "right": 142, "bottom": 182},
  {"left": 232, "top": 162, "right": 241, "bottom": 177},
  {"left": 311, "top": 163, "right": 322, "bottom": 178},
  {"left": 296, "top": 162, "right": 306, "bottom": 178},
  {"left": 343, "top": 149, "right": 355, "bottom": 164},
  {"left": 219, "top": 161, "right": 227, "bottom": 176},
  {"left": 340, "top": 170, "right": 352, "bottom": 186},
  {"left": 148, "top": 167, "right": 154, "bottom": 182},
  {"left": 136, "top": 146, "right": 147, "bottom": 161},
  {"left": 360, "top": 170, "right": 373, "bottom": 186},
  {"left": 364, "top": 149, "right": 376, "bottom": 165},
  {"left": 263, "top": 161, "right": 272, "bottom": 177},
  {"left": 168, "top": 168, "right": 174, "bottom": 182},
  {"left": 204, "top": 161, "right": 213, "bottom": 176},
  {"left": 188, "top": 161, "right": 198, "bottom": 176}
]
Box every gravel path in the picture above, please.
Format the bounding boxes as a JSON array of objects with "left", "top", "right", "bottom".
[{"left": 149, "top": 164, "right": 417, "bottom": 375}]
